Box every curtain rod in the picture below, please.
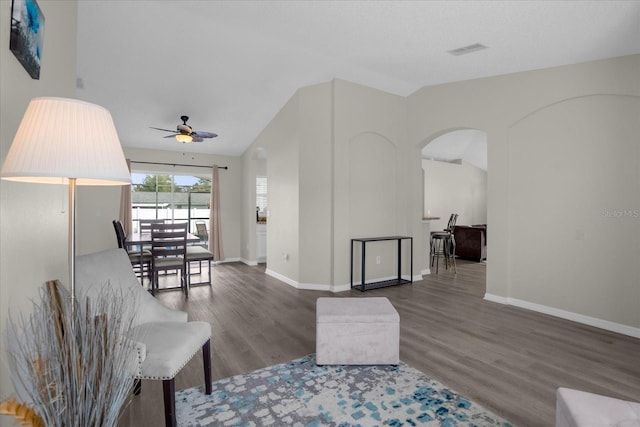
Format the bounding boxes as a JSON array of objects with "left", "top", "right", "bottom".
[{"left": 130, "top": 160, "right": 228, "bottom": 170}]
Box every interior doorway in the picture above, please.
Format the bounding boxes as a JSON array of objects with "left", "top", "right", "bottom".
[
  {"left": 253, "top": 148, "right": 267, "bottom": 264},
  {"left": 420, "top": 129, "right": 487, "bottom": 293}
]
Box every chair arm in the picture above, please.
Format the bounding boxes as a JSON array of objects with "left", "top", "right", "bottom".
[{"left": 121, "top": 336, "right": 147, "bottom": 377}]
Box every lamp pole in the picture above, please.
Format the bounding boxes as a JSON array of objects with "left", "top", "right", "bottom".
[{"left": 68, "top": 178, "right": 77, "bottom": 311}]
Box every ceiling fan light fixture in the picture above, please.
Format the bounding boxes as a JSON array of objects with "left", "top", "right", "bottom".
[
  {"left": 152, "top": 115, "right": 217, "bottom": 143},
  {"left": 176, "top": 134, "right": 193, "bottom": 143}
]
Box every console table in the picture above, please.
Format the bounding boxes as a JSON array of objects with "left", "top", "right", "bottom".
[{"left": 350, "top": 236, "right": 413, "bottom": 291}]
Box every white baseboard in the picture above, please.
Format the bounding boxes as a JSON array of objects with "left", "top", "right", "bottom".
[
  {"left": 299, "top": 283, "right": 333, "bottom": 291},
  {"left": 265, "top": 269, "right": 333, "bottom": 291},
  {"left": 332, "top": 284, "right": 351, "bottom": 293},
  {"left": 483, "top": 294, "right": 509, "bottom": 304},
  {"left": 484, "top": 294, "right": 640, "bottom": 338},
  {"left": 239, "top": 258, "right": 258, "bottom": 266},
  {"left": 265, "top": 270, "right": 380, "bottom": 293},
  {"left": 265, "top": 268, "right": 297, "bottom": 287}
]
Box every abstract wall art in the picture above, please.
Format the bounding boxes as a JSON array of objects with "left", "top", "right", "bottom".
[{"left": 10, "top": 0, "right": 45, "bottom": 80}]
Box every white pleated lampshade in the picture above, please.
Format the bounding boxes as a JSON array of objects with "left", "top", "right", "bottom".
[{"left": 1, "top": 97, "right": 131, "bottom": 186}]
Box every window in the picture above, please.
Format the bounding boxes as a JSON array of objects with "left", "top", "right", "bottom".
[{"left": 131, "top": 173, "right": 211, "bottom": 233}]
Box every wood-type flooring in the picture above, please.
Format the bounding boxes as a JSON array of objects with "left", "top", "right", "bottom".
[{"left": 117, "top": 259, "right": 640, "bottom": 427}]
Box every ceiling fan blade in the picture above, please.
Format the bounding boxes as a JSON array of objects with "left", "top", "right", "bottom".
[
  {"left": 163, "top": 134, "right": 176, "bottom": 139},
  {"left": 150, "top": 126, "right": 178, "bottom": 133},
  {"left": 192, "top": 136, "right": 204, "bottom": 142},
  {"left": 193, "top": 131, "right": 218, "bottom": 138}
]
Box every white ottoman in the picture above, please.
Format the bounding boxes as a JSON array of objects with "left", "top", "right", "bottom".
[
  {"left": 316, "top": 297, "right": 399, "bottom": 365},
  {"left": 556, "top": 388, "right": 640, "bottom": 427}
]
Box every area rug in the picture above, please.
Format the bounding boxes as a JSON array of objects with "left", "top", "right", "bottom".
[{"left": 176, "top": 354, "right": 512, "bottom": 426}]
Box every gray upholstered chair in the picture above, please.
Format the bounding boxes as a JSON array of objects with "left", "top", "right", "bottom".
[{"left": 75, "top": 248, "right": 212, "bottom": 427}]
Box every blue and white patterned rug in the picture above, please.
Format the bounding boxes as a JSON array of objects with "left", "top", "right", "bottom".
[{"left": 176, "top": 354, "right": 512, "bottom": 426}]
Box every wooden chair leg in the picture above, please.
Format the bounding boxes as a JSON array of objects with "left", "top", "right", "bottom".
[
  {"left": 203, "top": 339, "right": 212, "bottom": 395},
  {"left": 182, "top": 267, "right": 189, "bottom": 297},
  {"left": 163, "top": 378, "right": 176, "bottom": 427}
]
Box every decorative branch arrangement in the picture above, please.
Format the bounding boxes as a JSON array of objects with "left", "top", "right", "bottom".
[{"left": 1, "top": 281, "right": 140, "bottom": 427}]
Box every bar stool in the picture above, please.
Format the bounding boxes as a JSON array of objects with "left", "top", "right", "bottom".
[{"left": 430, "top": 213, "right": 458, "bottom": 274}]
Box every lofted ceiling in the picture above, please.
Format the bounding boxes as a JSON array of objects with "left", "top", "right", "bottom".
[
  {"left": 76, "top": 1, "right": 640, "bottom": 158},
  {"left": 423, "top": 130, "right": 488, "bottom": 171}
]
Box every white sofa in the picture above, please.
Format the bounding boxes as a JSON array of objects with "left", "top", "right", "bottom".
[{"left": 557, "top": 388, "right": 640, "bottom": 427}]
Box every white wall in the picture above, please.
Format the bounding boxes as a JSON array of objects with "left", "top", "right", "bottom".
[
  {"left": 423, "top": 159, "right": 487, "bottom": 232},
  {"left": 245, "top": 55, "right": 639, "bottom": 335},
  {"left": 408, "top": 55, "right": 640, "bottom": 334},
  {"left": 298, "top": 84, "right": 333, "bottom": 286},
  {"left": 76, "top": 185, "right": 123, "bottom": 254},
  {"left": 0, "top": 0, "right": 78, "bottom": 416},
  {"left": 250, "top": 92, "right": 301, "bottom": 282},
  {"left": 332, "top": 79, "right": 411, "bottom": 287},
  {"left": 508, "top": 95, "right": 639, "bottom": 327},
  {"left": 241, "top": 148, "right": 261, "bottom": 264},
  {"left": 243, "top": 79, "right": 413, "bottom": 289}
]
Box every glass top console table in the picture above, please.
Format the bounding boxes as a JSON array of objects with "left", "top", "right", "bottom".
[{"left": 350, "top": 236, "right": 413, "bottom": 292}]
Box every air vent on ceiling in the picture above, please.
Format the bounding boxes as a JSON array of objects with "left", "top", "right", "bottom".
[{"left": 447, "top": 43, "right": 487, "bottom": 56}]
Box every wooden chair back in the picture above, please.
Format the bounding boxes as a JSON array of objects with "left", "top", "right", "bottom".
[
  {"left": 112, "top": 220, "right": 127, "bottom": 249},
  {"left": 139, "top": 219, "right": 165, "bottom": 233},
  {"left": 151, "top": 222, "right": 188, "bottom": 258}
]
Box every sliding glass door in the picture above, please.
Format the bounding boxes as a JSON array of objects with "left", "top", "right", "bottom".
[{"left": 131, "top": 173, "right": 211, "bottom": 241}]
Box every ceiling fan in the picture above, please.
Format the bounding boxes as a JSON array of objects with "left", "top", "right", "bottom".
[{"left": 150, "top": 115, "right": 218, "bottom": 143}]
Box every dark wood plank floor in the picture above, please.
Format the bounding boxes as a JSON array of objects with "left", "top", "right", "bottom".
[{"left": 117, "top": 259, "right": 640, "bottom": 427}]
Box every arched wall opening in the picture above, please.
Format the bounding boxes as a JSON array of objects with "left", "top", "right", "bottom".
[{"left": 418, "top": 128, "right": 488, "bottom": 284}]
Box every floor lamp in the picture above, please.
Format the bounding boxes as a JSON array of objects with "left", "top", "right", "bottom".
[{"left": 1, "top": 97, "right": 131, "bottom": 307}]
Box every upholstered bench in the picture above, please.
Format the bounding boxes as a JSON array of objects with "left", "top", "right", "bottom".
[
  {"left": 316, "top": 297, "right": 399, "bottom": 365},
  {"left": 556, "top": 388, "right": 640, "bottom": 427}
]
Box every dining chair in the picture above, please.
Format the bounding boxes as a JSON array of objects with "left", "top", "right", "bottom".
[
  {"left": 75, "top": 248, "right": 212, "bottom": 427},
  {"left": 194, "top": 221, "right": 208, "bottom": 244},
  {"left": 186, "top": 245, "right": 214, "bottom": 287},
  {"left": 112, "top": 219, "right": 152, "bottom": 283},
  {"left": 151, "top": 222, "right": 189, "bottom": 295}
]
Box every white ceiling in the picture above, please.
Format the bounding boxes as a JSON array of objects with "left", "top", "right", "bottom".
[
  {"left": 423, "top": 130, "right": 487, "bottom": 171},
  {"left": 76, "top": 1, "right": 640, "bottom": 158}
]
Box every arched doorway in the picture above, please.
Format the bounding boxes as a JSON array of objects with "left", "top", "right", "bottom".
[{"left": 420, "top": 129, "right": 488, "bottom": 294}]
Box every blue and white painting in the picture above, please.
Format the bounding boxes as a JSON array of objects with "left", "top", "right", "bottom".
[{"left": 10, "top": 0, "right": 45, "bottom": 80}]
